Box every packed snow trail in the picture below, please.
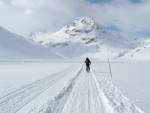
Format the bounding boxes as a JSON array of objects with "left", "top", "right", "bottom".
[
  {"left": 27, "top": 65, "right": 145, "bottom": 113},
  {"left": 0, "top": 64, "right": 81, "bottom": 113},
  {"left": 60, "top": 66, "right": 107, "bottom": 113}
]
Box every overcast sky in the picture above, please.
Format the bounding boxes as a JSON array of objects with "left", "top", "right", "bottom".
[{"left": 0, "top": 0, "right": 150, "bottom": 37}]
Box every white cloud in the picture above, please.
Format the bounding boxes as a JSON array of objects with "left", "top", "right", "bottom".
[
  {"left": 25, "top": 8, "right": 32, "bottom": 15},
  {"left": 11, "top": 0, "right": 36, "bottom": 8},
  {"left": 0, "top": 0, "right": 3, "bottom": 6},
  {"left": 0, "top": 0, "right": 150, "bottom": 37}
]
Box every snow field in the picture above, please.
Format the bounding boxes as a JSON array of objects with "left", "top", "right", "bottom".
[
  {"left": 0, "top": 61, "right": 149, "bottom": 113},
  {"left": 0, "top": 64, "right": 80, "bottom": 113}
]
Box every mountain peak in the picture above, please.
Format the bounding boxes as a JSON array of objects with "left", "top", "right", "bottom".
[
  {"left": 65, "top": 17, "right": 98, "bottom": 35},
  {"left": 29, "top": 17, "right": 135, "bottom": 58},
  {"left": 74, "top": 17, "right": 94, "bottom": 25}
]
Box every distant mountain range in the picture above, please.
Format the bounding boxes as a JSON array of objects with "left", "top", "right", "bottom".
[
  {"left": 0, "top": 17, "right": 150, "bottom": 60},
  {"left": 29, "top": 17, "right": 137, "bottom": 59}
]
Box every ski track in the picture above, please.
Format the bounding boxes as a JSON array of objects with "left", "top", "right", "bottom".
[
  {"left": 60, "top": 67, "right": 106, "bottom": 113},
  {"left": 92, "top": 67, "right": 145, "bottom": 113},
  {"left": 28, "top": 65, "right": 84, "bottom": 113},
  {"left": 0, "top": 64, "right": 145, "bottom": 113},
  {"left": 28, "top": 65, "right": 145, "bottom": 113},
  {"left": 0, "top": 64, "right": 80, "bottom": 113}
]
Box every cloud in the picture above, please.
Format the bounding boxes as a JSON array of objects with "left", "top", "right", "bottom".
[
  {"left": 24, "top": 8, "right": 32, "bottom": 15},
  {"left": 0, "top": 0, "right": 150, "bottom": 37},
  {"left": 0, "top": 0, "right": 3, "bottom": 6}
]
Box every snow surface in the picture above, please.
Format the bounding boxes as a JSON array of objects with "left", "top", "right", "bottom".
[
  {"left": 0, "top": 60, "right": 149, "bottom": 113},
  {"left": 0, "top": 26, "right": 59, "bottom": 60},
  {"left": 0, "top": 16, "right": 150, "bottom": 113},
  {"left": 122, "top": 38, "right": 150, "bottom": 60}
]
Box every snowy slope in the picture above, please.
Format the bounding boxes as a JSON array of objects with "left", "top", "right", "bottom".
[
  {"left": 30, "top": 17, "right": 136, "bottom": 59},
  {"left": 0, "top": 26, "right": 59, "bottom": 59},
  {"left": 122, "top": 38, "right": 150, "bottom": 60}
]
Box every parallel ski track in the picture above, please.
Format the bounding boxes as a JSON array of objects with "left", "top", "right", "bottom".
[
  {"left": 29, "top": 65, "right": 145, "bottom": 113},
  {"left": 28, "top": 65, "right": 84, "bottom": 113},
  {"left": 60, "top": 65, "right": 87, "bottom": 113},
  {"left": 0, "top": 64, "right": 80, "bottom": 113},
  {"left": 37, "top": 65, "right": 107, "bottom": 113},
  {"left": 0, "top": 64, "right": 145, "bottom": 113}
]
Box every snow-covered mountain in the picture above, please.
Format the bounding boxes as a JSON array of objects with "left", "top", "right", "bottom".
[
  {"left": 30, "top": 17, "right": 136, "bottom": 59},
  {"left": 0, "top": 26, "right": 59, "bottom": 60},
  {"left": 1, "top": 17, "right": 150, "bottom": 60},
  {"left": 123, "top": 38, "right": 150, "bottom": 60}
]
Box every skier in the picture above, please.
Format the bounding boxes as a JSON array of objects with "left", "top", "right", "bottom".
[{"left": 85, "top": 57, "right": 91, "bottom": 72}]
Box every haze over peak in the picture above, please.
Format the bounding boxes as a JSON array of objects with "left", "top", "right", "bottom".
[{"left": 29, "top": 17, "right": 135, "bottom": 58}]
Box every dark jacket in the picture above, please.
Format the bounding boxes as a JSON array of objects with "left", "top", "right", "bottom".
[{"left": 85, "top": 58, "right": 91, "bottom": 66}]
